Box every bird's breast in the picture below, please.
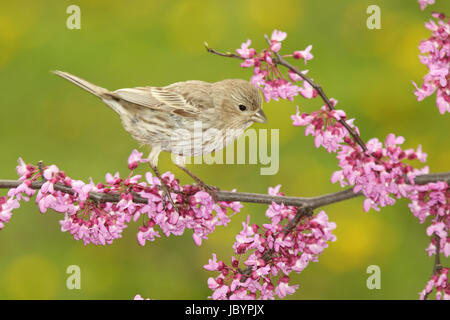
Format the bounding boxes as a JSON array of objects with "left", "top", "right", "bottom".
[{"left": 120, "top": 107, "right": 251, "bottom": 157}]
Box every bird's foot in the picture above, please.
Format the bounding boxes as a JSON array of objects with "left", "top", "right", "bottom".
[
  {"left": 175, "top": 165, "right": 220, "bottom": 202},
  {"left": 149, "top": 165, "right": 179, "bottom": 213},
  {"left": 200, "top": 183, "right": 220, "bottom": 203}
]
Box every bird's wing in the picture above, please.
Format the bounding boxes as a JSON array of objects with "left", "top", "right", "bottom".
[
  {"left": 113, "top": 81, "right": 213, "bottom": 117},
  {"left": 151, "top": 87, "right": 199, "bottom": 113}
]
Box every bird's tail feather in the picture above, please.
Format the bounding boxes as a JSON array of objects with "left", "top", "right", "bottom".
[{"left": 52, "top": 70, "right": 110, "bottom": 98}]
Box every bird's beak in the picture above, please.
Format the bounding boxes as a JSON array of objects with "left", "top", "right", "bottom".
[{"left": 251, "top": 109, "right": 267, "bottom": 123}]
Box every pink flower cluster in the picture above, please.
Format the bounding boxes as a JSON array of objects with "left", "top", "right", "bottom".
[
  {"left": 0, "top": 159, "right": 36, "bottom": 230},
  {"left": 291, "top": 105, "right": 429, "bottom": 212},
  {"left": 413, "top": 12, "right": 450, "bottom": 114},
  {"left": 235, "top": 27, "right": 448, "bottom": 300},
  {"left": 418, "top": 0, "right": 435, "bottom": 11},
  {"left": 419, "top": 267, "right": 449, "bottom": 300},
  {"left": 409, "top": 181, "right": 449, "bottom": 257},
  {"left": 0, "top": 150, "right": 242, "bottom": 247},
  {"left": 204, "top": 185, "right": 336, "bottom": 300},
  {"left": 290, "top": 80, "right": 448, "bottom": 300},
  {"left": 236, "top": 29, "right": 315, "bottom": 102},
  {"left": 291, "top": 100, "right": 358, "bottom": 153},
  {"left": 332, "top": 134, "right": 428, "bottom": 212},
  {"left": 232, "top": 19, "right": 450, "bottom": 299}
]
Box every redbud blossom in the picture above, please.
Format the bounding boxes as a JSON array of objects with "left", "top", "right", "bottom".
[
  {"left": 0, "top": 151, "right": 242, "bottom": 248},
  {"left": 413, "top": 12, "right": 449, "bottom": 114}
]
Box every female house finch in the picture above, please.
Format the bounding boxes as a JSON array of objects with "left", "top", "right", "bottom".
[{"left": 53, "top": 71, "right": 266, "bottom": 207}]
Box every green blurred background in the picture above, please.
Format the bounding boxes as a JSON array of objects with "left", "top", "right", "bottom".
[{"left": 0, "top": 0, "right": 449, "bottom": 299}]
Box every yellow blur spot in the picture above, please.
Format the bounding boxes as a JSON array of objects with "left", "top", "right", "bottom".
[
  {"left": 166, "top": 0, "right": 225, "bottom": 53},
  {"left": 243, "top": 0, "right": 302, "bottom": 31},
  {"left": 339, "top": 6, "right": 429, "bottom": 78},
  {"left": 338, "top": 2, "right": 369, "bottom": 56},
  {"left": 437, "top": 149, "right": 450, "bottom": 170},
  {"left": 0, "top": 2, "right": 41, "bottom": 69},
  {"left": 321, "top": 204, "right": 397, "bottom": 272},
  {"left": 0, "top": 17, "right": 20, "bottom": 69},
  {"left": 5, "top": 255, "right": 59, "bottom": 299},
  {"left": 370, "top": 12, "right": 429, "bottom": 77},
  {"left": 67, "top": 246, "right": 119, "bottom": 295}
]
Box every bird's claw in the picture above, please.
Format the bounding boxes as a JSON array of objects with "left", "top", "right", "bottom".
[
  {"left": 198, "top": 183, "right": 220, "bottom": 203},
  {"left": 160, "top": 183, "right": 179, "bottom": 214},
  {"left": 175, "top": 165, "right": 220, "bottom": 202},
  {"left": 150, "top": 164, "right": 179, "bottom": 214}
]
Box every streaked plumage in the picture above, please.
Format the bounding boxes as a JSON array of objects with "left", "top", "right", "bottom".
[{"left": 53, "top": 71, "right": 266, "bottom": 168}]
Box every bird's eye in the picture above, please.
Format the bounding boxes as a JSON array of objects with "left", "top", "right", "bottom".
[{"left": 239, "top": 104, "right": 247, "bottom": 111}]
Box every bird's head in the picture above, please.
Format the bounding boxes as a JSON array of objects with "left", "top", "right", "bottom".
[{"left": 213, "top": 79, "right": 266, "bottom": 127}]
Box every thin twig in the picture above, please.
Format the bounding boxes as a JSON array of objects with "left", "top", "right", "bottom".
[
  {"left": 204, "top": 42, "right": 245, "bottom": 60},
  {"left": 433, "top": 234, "right": 442, "bottom": 275},
  {"left": 423, "top": 234, "right": 444, "bottom": 300},
  {"left": 38, "top": 161, "right": 46, "bottom": 181},
  {"left": 206, "top": 38, "right": 368, "bottom": 152}
]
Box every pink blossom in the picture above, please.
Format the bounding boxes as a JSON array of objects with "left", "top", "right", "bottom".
[
  {"left": 288, "top": 70, "right": 303, "bottom": 82},
  {"left": 128, "top": 149, "right": 146, "bottom": 170},
  {"left": 427, "top": 222, "right": 447, "bottom": 238},
  {"left": 413, "top": 12, "right": 450, "bottom": 114},
  {"left": 298, "top": 81, "right": 317, "bottom": 99},
  {"left": 270, "top": 41, "right": 281, "bottom": 53},
  {"left": 260, "top": 79, "right": 301, "bottom": 102},
  {"left": 292, "top": 103, "right": 354, "bottom": 153},
  {"left": 275, "top": 277, "right": 299, "bottom": 298},
  {"left": 204, "top": 253, "right": 220, "bottom": 271},
  {"left": 43, "top": 165, "right": 59, "bottom": 180},
  {"left": 271, "top": 30, "right": 287, "bottom": 42},
  {"left": 205, "top": 186, "right": 336, "bottom": 300},
  {"left": 212, "top": 285, "right": 229, "bottom": 300},
  {"left": 418, "top": 0, "right": 435, "bottom": 11},
  {"left": 436, "top": 88, "right": 450, "bottom": 114},
  {"left": 293, "top": 45, "right": 314, "bottom": 64},
  {"left": 408, "top": 180, "right": 449, "bottom": 258},
  {"left": 419, "top": 268, "right": 449, "bottom": 300},
  {"left": 0, "top": 197, "right": 20, "bottom": 229},
  {"left": 16, "top": 158, "right": 29, "bottom": 178},
  {"left": 331, "top": 133, "right": 429, "bottom": 212},
  {"left": 236, "top": 40, "right": 256, "bottom": 59},
  {"left": 137, "top": 225, "right": 160, "bottom": 245},
  {"left": 233, "top": 31, "right": 316, "bottom": 103},
  {"left": 240, "top": 59, "right": 255, "bottom": 68},
  {"left": 1, "top": 153, "right": 242, "bottom": 248}
]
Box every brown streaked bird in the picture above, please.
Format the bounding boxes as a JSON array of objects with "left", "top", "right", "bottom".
[{"left": 53, "top": 70, "right": 266, "bottom": 206}]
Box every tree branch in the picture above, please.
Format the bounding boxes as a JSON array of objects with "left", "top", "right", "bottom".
[
  {"left": 204, "top": 42, "right": 245, "bottom": 60},
  {"left": 1, "top": 171, "right": 449, "bottom": 209},
  {"left": 206, "top": 38, "right": 369, "bottom": 153},
  {"left": 240, "top": 206, "right": 314, "bottom": 280}
]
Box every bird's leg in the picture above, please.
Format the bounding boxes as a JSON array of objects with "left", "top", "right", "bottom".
[
  {"left": 148, "top": 146, "right": 178, "bottom": 213},
  {"left": 175, "top": 164, "right": 219, "bottom": 202},
  {"left": 149, "top": 164, "right": 178, "bottom": 213}
]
